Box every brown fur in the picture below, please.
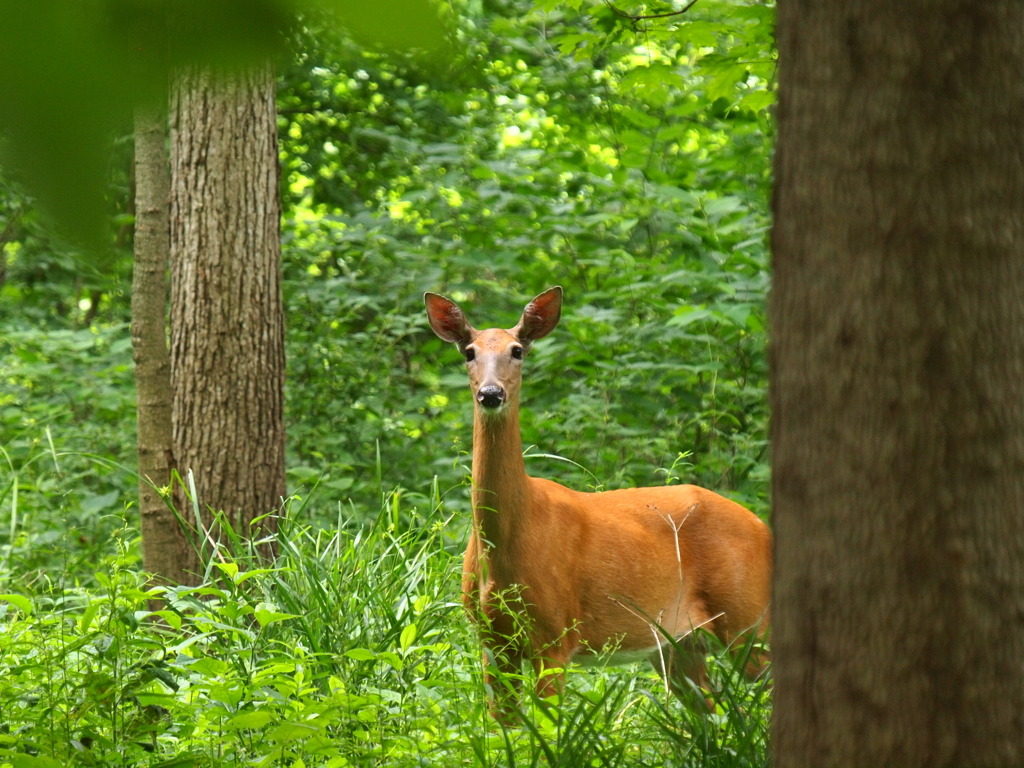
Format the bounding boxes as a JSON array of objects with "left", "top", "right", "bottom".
[{"left": 425, "top": 287, "right": 772, "bottom": 719}]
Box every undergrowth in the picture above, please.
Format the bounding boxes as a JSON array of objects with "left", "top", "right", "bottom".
[{"left": 0, "top": 443, "right": 771, "bottom": 768}]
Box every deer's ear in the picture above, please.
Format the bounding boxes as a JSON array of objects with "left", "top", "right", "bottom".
[
  {"left": 514, "top": 286, "right": 562, "bottom": 344},
  {"left": 425, "top": 292, "right": 473, "bottom": 346}
]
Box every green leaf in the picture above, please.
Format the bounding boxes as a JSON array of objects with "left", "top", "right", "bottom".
[
  {"left": 622, "top": 107, "right": 660, "bottom": 129},
  {"left": 268, "top": 721, "right": 319, "bottom": 743},
  {"left": 659, "top": 184, "right": 698, "bottom": 208},
  {"left": 14, "top": 348, "right": 40, "bottom": 364},
  {"left": 226, "top": 709, "right": 275, "bottom": 730},
  {"left": 703, "top": 195, "right": 743, "bottom": 218},
  {"left": 676, "top": 20, "right": 724, "bottom": 47},
  {"left": 79, "top": 490, "right": 119, "bottom": 515},
  {"left": 185, "top": 587, "right": 228, "bottom": 600},
  {"left": 79, "top": 602, "right": 99, "bottom": 632},
  {"left": 344, "top": 648, "right": 377, "bottom": 662},
  {"left": 255, "top": 608, "right": 298, "bottom": 628},
  {"left": 739, "top": 89, "right": 775, "bottom": 113},
  {"left": 186, "top": 657, "right": 229, "bottom": 676},
  {"left": 148, "top": 610, "right": 183, "bottom": 631},
  {"left": 213, "top": 562, "right": 239, "bottom": 580},
  {"left": 377, "top": 651, "right": 404, "bottom": 670},
  {"left": 115, "top": 605, "right": 139, "bottom": 631},
  {"left": 555, "top": 33, "right": 587, "bottom": 56},
  {"left": 136, "top": 692, "right": 179, "bottom": 707},
  {"left": 0, "top": 752, "right": 64, "bottom": 768},
  {"left": 667, "top": 306, "right": 714, "bottom": 329},
  {"left": 234, "top": 568, "right": 278, "bottom": 584},
  {"left": 400, "top": 622, "right": 418, "bottom": 653},
  {"left": 145, "top": 665, "right": 181, "bottom": 692},
  {"left": 0, "top": 594, "right": 32, "bottom": 616},
  {"left": 620, "top": 63, "right": 686, "bottom": 91}
]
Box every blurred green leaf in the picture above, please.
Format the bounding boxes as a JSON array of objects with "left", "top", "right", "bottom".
[
  {"left": 254, "top": 607, "right": 297, "bottom": 627},
  {"left": 0, "top": 0, "right": 449, "bottom": 250},
  {"left": 225, "top": 709, "right": 275, "bottom": 730},
  {"left": 0, "top": 594, "right": 33, "bottom": 616}
]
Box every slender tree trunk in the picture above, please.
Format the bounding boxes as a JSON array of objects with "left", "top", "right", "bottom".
[
  {"left": 132, "top": 103, "right": 181, "bottom": 583},
  {"left": 772, "top": 3, "right": 1024, "bottom": 765},
  {"left": 169, "top": 63, "right": 286, "bottom": 579}
]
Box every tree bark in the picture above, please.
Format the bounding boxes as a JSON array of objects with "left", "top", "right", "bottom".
[
  {"left": 132, "top": 103, "right": 181, "bottom": 584},
  {"left": 169, "top": 63, "right": 286, "bottom": 579},
  {"left": 772, "top": 2, "right": 1024, "bottom": 765}
]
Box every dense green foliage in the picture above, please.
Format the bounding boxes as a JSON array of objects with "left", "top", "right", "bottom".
[
  {"left": 0, "top": 0, "right": 449, "bottom": 247},
  {"left": 1, "top": 0, "right": 774, "bottom": 763},
  {"left": 280, "top": 0, "right": 774, "bottom": 519},
  {"left": 0, "top": 496, "right": 770, "bottom": 767}
]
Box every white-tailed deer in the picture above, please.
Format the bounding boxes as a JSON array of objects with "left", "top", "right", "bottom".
[{"left": 424, "top": 286, "right": 771, "bottom": 720}]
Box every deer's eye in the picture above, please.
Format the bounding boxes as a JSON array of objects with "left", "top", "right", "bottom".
[
  {"left": 464, "top": 348, "right": 476, "bottom": 362},
  {"left": 511, "top": 346, "right": 523, "bottom": 360}
]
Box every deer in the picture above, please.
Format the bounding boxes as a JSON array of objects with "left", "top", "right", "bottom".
[{"left": 424, "top": 286, "right": 772, "bottom": 721}]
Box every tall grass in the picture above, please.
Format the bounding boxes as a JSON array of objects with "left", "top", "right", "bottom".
[{"left": 0, "top": 450, "right": 770, "bottom": 767}]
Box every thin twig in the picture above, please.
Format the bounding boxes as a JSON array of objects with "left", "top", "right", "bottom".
[{"left": 603, "top": 0, "right": 699, "bottom": 23}]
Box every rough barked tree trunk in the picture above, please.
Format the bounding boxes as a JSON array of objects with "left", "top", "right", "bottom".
[
  {"left": 132, "top": 102, "right": 181, "bottom": 584},
  {"left": 772, "top": 2, "right": 1024, "bottom": 765},
  {"left": 169, "top": 63, "right": 286, "bottom": 580}
]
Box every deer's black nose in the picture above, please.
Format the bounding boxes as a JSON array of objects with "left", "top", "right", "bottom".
[{"left": 477, "top": 385, "right": 505, "bottom": 409}]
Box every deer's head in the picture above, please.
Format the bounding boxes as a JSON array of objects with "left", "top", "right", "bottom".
[{"left": 425, "top": 287, "right": 562, "bottom": 414}]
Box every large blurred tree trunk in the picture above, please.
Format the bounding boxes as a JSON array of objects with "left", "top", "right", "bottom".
[
  {"left": 169, "top": 63, "right": 286, "bottom": 579},
  {"left": 771, "top": 2, "right": 1024, "bottom": 765},
  {"left": 132, "top": 103, "right": 181, "bottom": 583}
]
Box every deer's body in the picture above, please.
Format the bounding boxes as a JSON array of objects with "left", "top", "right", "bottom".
[{"left": 426, "top": 287, "right": 771, "bottom": 718}]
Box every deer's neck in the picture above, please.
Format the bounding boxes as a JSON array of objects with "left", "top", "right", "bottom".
[{"left": 471, "top": 403, "right": 531, "bottom": 562}]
